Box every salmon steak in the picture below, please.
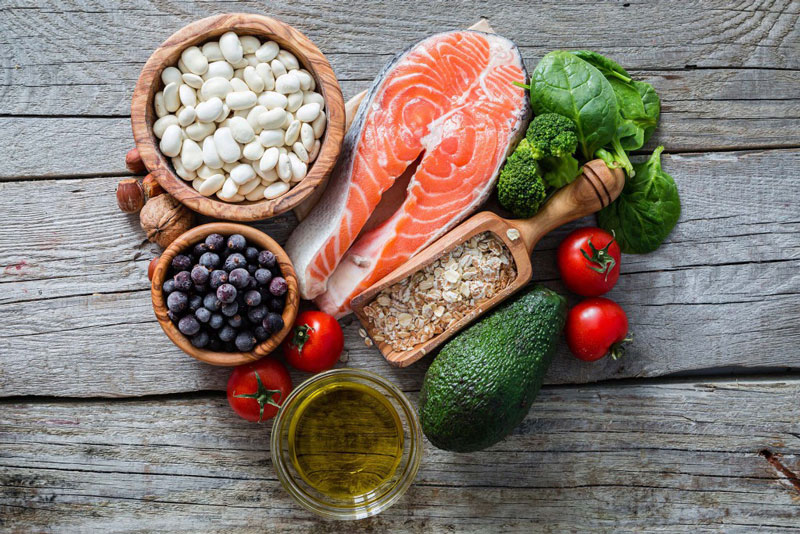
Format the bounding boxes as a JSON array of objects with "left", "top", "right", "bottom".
[{"left": 285, "top": 30, "right": 529, "bottom": 316}]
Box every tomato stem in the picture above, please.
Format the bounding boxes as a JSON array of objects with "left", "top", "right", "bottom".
[
  {"left": 290, "top": 324, "right": 313, "bottom": 353},
  {"left": 609, "top": 332, "right": 633, "bottom": 360},
  {"left": 581, "top": 232, "right": 617, "bottom": 282},
  {"left": 233, "top": 371, "right": 283, "bottom": 422}
]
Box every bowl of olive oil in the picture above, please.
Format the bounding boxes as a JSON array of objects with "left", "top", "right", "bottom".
[{"left": 271, "top": 369, "right": 422, "bottom": 519}]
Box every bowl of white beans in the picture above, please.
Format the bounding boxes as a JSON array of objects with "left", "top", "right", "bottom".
[{"left": 131, "top": 13, "right": 345, "bottom": 222}]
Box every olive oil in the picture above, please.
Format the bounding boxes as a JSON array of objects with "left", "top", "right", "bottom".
[{"left": 288, "top": 382, "right": 404, "bottom": 499}]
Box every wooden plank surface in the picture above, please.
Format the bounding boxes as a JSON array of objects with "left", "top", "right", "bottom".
[{"left": 2, "top": 378, "right": 799, "bottom": 532}]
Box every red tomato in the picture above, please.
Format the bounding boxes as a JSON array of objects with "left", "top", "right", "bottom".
[
  {"left": 557, "top": 227, "right": 621, "bottom": 297},
  {"left": 283, "top": 311, "right": 344, "bottom": 373},
  {"left": 565, "top": 298, "right": 630, "bottom": 361},
  {"left": 227, "top": 357, "right": 292, "bottom": 422}
]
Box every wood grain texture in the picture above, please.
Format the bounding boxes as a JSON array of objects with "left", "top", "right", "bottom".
[
  {"left": 0, "top": 150, "right": 797, "bottom": 396},
  {"left": 1, "top": 378, "right": 799, "bottom": 532}
]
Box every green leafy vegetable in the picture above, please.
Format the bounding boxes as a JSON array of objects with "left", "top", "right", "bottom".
[
  {"left": 525, "top": 113, "right": 581, "bottom": 188},
  {"left": 597, "top": 146, "right": 680, "bottom": 254},
  {"left": 496, "top": 139, "right": 547, "bottom": 218},
  {"left": 609, "top": 78, "right": 660, "bottom": 151},
  {"left": 570, "top": 50, "right": 632, "bottom": 83}
]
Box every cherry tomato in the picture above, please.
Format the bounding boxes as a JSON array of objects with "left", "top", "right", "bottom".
[
  {"left": 557, "top": 227, "right": 621, "bottom": 297},
  {"left": 565, "top": 297, "right": 630, "bottom": 361},
  {"left": 227, "top": 357, "right": 292, "bottom": 422},
  {"left": 283, "top": 311, "right": 344, "bottom": 373}
]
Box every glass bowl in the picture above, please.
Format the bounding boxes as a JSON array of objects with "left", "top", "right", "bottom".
[{"left": 271, "top": 369, "right": 422, "bottom": 519}]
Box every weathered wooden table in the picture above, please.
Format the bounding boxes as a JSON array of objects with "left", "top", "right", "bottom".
[{"left": 2, "top": 1, "right": 799, "bottom": 532}]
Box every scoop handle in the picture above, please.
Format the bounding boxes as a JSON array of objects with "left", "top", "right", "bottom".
[{"left": 510, "top": 159, "right": 626, "bottom": 255}]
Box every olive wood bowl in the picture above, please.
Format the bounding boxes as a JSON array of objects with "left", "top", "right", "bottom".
[
  {"left": 132, "top": 13, "right": 345, "bottom": 222},
  {"left": 152, "top": 223, "right": 299, "bottom": 366}
]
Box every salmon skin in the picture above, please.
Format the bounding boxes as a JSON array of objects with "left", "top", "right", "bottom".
[{"left": 285, "top": 30, "right": 530, "bottom": 316}]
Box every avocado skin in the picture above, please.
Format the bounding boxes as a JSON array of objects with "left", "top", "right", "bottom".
[{"left": 419, "top": 285, "right": 567, "bottom": 452}]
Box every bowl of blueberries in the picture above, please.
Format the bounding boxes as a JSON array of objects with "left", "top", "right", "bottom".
[{"left": 151, "top": 222, "right": 299, "bottom": 366}]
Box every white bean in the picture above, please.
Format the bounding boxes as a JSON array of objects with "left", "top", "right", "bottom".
[
  {"left": 243, "top": 139, "right": 265, "bottom": 160},
  {"left": 181, "top": 72, "right": 204, "bottom": 89},
  {"left": 196, "top": 164, "right": 216, "bottom": 179},
  {"left": 180, "top": 46, "right": 208, "bottom": 75},
  {"left": 218, "top": 176, "right": 239, "bottom": 200},
  {"left": 245, "top": 54, "right": 259, "bottom": 67},
  {"left": 264, "top": 181, "right": 290, "bottom": 199},
  {"left": 202, "top": 137, "right": 223, "bottom": 169},
  {"left": 281, "top": 111, "right": 293, "bottom": 129},
  {"left": 239, "top": 35, "right": 261, "bottom": 54},
  {"left": 288, "top": 152, "right": 307, "bottom": 181},
  {"left": 300, "top": 69, "right": 316, "bottom": 91},
  {"left": 172, "top": 157, "right": 196, "bottom": 181},
  {"left": 255, "top": 63, "right": 275, "bottom": 91},
  {"left": 258, "top": 91, "right": 287, "bottom": 109},
  {"left": 177, "top": 106, "right": 196, "bottom": 126},
  {"left": 257, "top": 108, "right": 286, "bottom": 129},
  {"left": 270, "top": 58, "right": 287, "bottom": 78},
  {"left": 178, "top": 84, "right": 196, "bottom": 107},
  {"left": 300, "top": 122, "right": 315, "bottom": 151},
  {"left": 286, "top": 91, "right": 303, "bottom": 112},
  {"left": 275, "top": 72, "right": 300, "bottom": 94},
  {"left": 192, "top": 177, "right": 205, "bottom": 191},
  {"left": 198, "top": 173, "right": 225, "bottom": 196},
  {"left": 229, "top": 116, "right": 255, "bottom": 143},
  {"left": 277, "top": 153, "right": 292, "bottom": 182},
  {"left": 277, "top": 50, "right": 299, "bottom": 71},
  {"left": 259, "top": 129, "right": 284, "bottom": 148},
  {"left": 294, "top": 70, "right": 313, "bottom": 91},
  {"left": 185, "top": 120, "right": 216, "bottom": 142},
  {"left": 308, "top": 139, "right": 321, "bottom": 162},
  {"left": 154, "top": 91, "right": 168, "bottom": 118},
  {"left": 159, "top": 124, "right": 182, "bottom": 157},
  {"left": 226, "top": 90, "right": 257, "bottom": 110},
  {"left": 258, "top": 168, "right": 278, "bottom": 183},
  {"left": 243, "top": 66, "right": 265, "bottom": 93},
  {"left": 201, "top": 41, "right": 224, "bottom": 62},
  {"left": 231, "top": 58, "right": 249, "bottom": 70},
  {"left": 229, "top": 77, "right": 249, "bottom": 92},
  {"left": 195, "top": 97, "right": 223, "bottom": 122},
  {"left": 303, "top": 90, "right": 325, "bottom": 108},
  {"left": 255, "top": 41, "right": 280, "bottom": 62},
  {"left": 312, "top": 112, "right": 326, "bottom": 138},
  {"left": 201, "top": 77, "right": 232, "bottom": 100},
  {"left": 233, "top": 107, "right": 250, "bottom": 118},
  {"left": 216, "top": 103, "right": 230, "bottom": 122},
  {"left": 219, "top": 31, "right": 243, "bottom": 64},
  {"left": 259, "top": 147, "right": 280, "bottom": 171},
  {"left": 238, "top": 176, "right": 261, "bottom": 196},
  {"left": 230, "top": 163, "right": 256, "bottom": 185},
  {"left": 230, "top": 193, "right": 246, "bottom": 202},
  {"left": 177, "top": 58, "right": 189, "bottom": 74},
  {"left": 213, "top": 127, "right": 242, "bottom": 163},
  {"left": 180, "top": 138, "right": 204, "bottom": 171},
  {"left": 163, "top": 82, "right": 180, "bottom": 112},
  {"left": 206, "top": 60, "right": 234, "bottom": 80},
  {"left": 245, "top": 183, "right": 267, "bottom": 201},
  {"left": 296, "top": 102, "right": 320, "bottom": 123},
  {"left": 153, "top": 114, "right": 179, "bottom": 138},
  {"left": 292, "top": 141, "right": 309, "bottom": 163},
  {"left": 246, "top": 105, "right": 267, "bottom": 133},
  {"left": 222, "top": 161, "right": 237, "bottom": 172},
  {"left": 161, "top": 66, "right": 182, "bottom": 86},
  {"left": 284, "top": 120, "right": 301, "bottom": 145}
]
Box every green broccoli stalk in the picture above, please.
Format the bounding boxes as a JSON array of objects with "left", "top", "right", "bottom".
[
  {"left": 595, "top": 136, "right": 635, "bottom": 178},
  {"left": 496, "top": 139, "right": 547, "bottom": 218},
  {"left": 525, "top": 113, "right": 582, "bottom": 188}
]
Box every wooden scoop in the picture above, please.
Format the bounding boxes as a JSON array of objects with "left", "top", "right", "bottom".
[{"left": 350, "top": 160, "right": 626, "bottom": 367}]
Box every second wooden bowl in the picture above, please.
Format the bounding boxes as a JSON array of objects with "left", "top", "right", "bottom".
[
  {"left": 151, "top": 223, "right": 299, "bottom": 366},
  {"left": 131, "top": 13, "right": 345, "bottom": 222}
]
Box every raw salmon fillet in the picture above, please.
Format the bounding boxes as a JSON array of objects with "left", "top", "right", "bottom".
[{"left": 285, "top": 30, "right": 529, "bottom": 316}]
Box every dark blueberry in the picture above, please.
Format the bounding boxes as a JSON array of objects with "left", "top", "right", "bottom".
[
  {"left": 253, "top": 325, "right": 270, "bottom": 342},
  {"left": 228, "top": 268, "right": 250, "bottom": 289},
  {"left": 203, "top": 293, "right": 221, "bottom": 312},
  {"left": 193, "top": 283, "right": 208, "bottom": 294},
  {"left": 221, "top": 301, "right": 239, "bottom": 317},
  {"left": 167, "top": 310, "right": 181, "bottom": 322},
  {"left": 167, "top": 291, "right": 188, "bottom": 313},
  {"left": 209, "top": 269, "right": 228, "bottom": 289},
  {"left": 205, "top": 233, "right": 226, "bottom": 252},
  {"left": 244, "top": 289, "right": 262, "bottom": 307},
  {"left": 172, "top": 254, "right": 192, "bottom": 272},
  {"left": 247, "top": 276, "right": 258, "bottom": 289},
  {"left": 209, "top": 313, "right": 225, "bottom": 330},
  {"left": 191, "top": 265, "right": 210, "bottom": 285},
  {"left": 227, "top": 314, "right": 243, "bottom": 328},
  {"left": 246, "top": 263, "right": 258, "bottom": 275},
  {"left": 244, "top": 246, "right": 259, "bottom": 262},
  {"left": 173, "top": 271, "right": 193, "bottom": 292},
  {"left": 193, "top": 242, "right": 210, "bottom": 259},
  {"left": 258, "top": 250, "right": 276, "bottom": 268},
  {"left": 263, "top": 312, "right": 284, "bottom": 334},
  {"left": 227, "top": 234, "right": 246, "bottom": 252},
  {"left": 178, "top": 315, "right": 200, "bottom": 336},
  {"left": 189, "top": 294, "right": 203, "bottom": 312},
  {"left": 234, "top": 331, "right": 256, "bottom": 352},
  {"left": 191, "top": 331, "right": 210, "bottom": 348},
  {"left": 162, "top": 279, "right": 176, "bottom": 294},
  {"left": 224, "top": 253, "right": 247, "bottom": 272},
  {"left": 254, "top": 268, "right": 273, "bottom": 286},
  {"left": 199, "top": 252, "right": 221, "bottom": 269},
  {"left": 267, "top": 296, "right": 285, "bottom": 312},
  {"left": 195, "top": 307, "right": 212, "bottom": 323},
  {"left": 247, "top": 304, "right": 268, "bottom": 323},
  {"left": 216, "top": 283, "right": 237, "bottom": 304},
  {"left": 218, "top": 325, "right": 236, "bottom": 342},
  {"left": 268, "top": 277, "right": 287, "bottom": 297}
]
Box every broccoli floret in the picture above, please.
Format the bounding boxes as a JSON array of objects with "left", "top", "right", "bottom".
[
  {"left": 525, "top": 113, "right": 582, "bottom": 188},
  {"left": 497, "top": 139, "right": 547, "bottom": 218}
]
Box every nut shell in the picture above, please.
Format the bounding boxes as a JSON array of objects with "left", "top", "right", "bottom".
[
  {"left": 140, "top": 194, "right": 195, "bottom": 248},
  {"left": 142, "top": 172, "right": 165, "bottom": 199},
  {"left": 126, "top": 147, "right": 146, "bottom": 174},
  {"left": 116, "top": 178, "right": 145, "bottom": 213}
]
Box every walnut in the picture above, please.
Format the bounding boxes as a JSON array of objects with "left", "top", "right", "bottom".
[{"left": 139, "top": 194, "right": 194, "bottom": 248}]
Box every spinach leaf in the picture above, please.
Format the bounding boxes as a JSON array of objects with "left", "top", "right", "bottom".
[
  {"left": 609, "top": 78, "right": 660, "bottom": 151},
  {"left": 596, "top": 146, "right": 680, "bottom": 254},
  {"left": 529, "top": 51, "right": 618, "bottom": 161},
  {"left": 570, "top": 50, "right": 631, "bottom": 83}
]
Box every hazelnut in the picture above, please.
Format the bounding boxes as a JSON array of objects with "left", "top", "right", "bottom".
[
  {"left": 116, "top": 178, "right": 145, "bottom": 213},
  {"left": 142, "top": 172, "right": 165, "bottom": 199},
  {"left": 125, "top": 147, "right": 146, "bottom": 174},
  {"left": 148, "top": 256, "right": 160, "bottom": 281},
  {"left": 140, "top": 194, "right": 194, "bottom": 249}
]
